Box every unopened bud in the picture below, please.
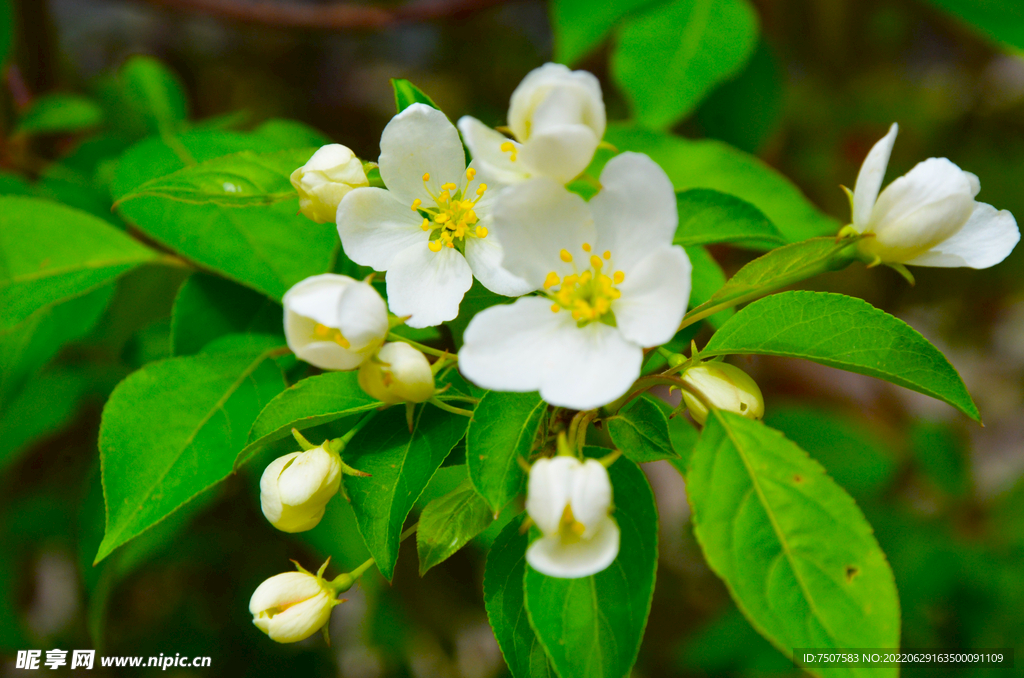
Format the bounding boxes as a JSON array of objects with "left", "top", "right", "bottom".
[
  {"left": 358, "top": 342, "right": 435, "bottom": 404},
  {"left": 260, "top": 443, "right": 342, "bottom": 533},
  {"left": 291, "top": 144, "right": 368, "bottom": 223},
  {"left": 250, "top": 561, "right": 339, "bottom": 643},
  {"left": 680, "top": 362, "right": 764, "bottom": 425}
]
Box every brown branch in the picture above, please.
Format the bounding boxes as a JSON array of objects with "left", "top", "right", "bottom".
[{"left": 130, "top": 0, "right": 512, "bottom": 30}]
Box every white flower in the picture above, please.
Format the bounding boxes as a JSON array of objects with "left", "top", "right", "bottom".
[
  {"left": 458, "top": 152, "right": 692, "bottom": 411},
  {"left": 260, "top": 443, "right": 342, "bottom": 533},
  {"left": 337, "top": 104, "right": 531, "bottom": 329},
  {"left": 283, "top": 274, "right": 388, "bottom": 371},
  {"left": 291, "top": 144, "right": 368, "bottom": 223},
  {"left": 358, "top": 342, "right": 435, "bottom": 404},
  {"left": 679, "top": 362, "right": 764, "bottom": 425},
  {"left": 458, "top": 63, "right": 606, "bottom": 186},
  {"left": 525, "top": 456, "right": 619, "bottom": 579},
  {"left": 849, "top": 123, "right": 1019, "bottom": 268},
  {"left": 250, "top": 565, "right": 338, "bottom": 643}
]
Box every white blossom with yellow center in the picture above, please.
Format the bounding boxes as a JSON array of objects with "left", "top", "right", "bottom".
[
  {"left": 283, "top": 274, "right": 388, "bottom": 371},
  {"left": 458, "top": 153, "right": 692, "bottom": 410},
  {"left": 525, "top": 456, "right": 619, "bottom": 578},
  {"left": 849, "top": 123, "right": 1018, "bottom": 268},
  {"left": 458, "top": 63, "right": 606, "bottom": 187},
  {"left": 337, "top": 104, "right": 531, "bottom": 328}
]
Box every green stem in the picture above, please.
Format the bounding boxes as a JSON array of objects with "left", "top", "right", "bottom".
[
  {"left": 387, "top": 333, "right": 452, "bottom": 359},
  {"left": 428, "top": 397, "right": 474, "bottom": 418},
  {"left": 400, "top": 522, "right": 418, "bottom": 541}
]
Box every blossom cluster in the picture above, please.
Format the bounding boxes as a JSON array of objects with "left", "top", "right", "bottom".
[{"left": 250, "top": 63, "right": 1019, "bottom": 644}]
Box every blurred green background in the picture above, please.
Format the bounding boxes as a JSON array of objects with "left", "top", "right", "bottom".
[{"left": 1, "top": 0, "right": 1023, "bottom": 675}]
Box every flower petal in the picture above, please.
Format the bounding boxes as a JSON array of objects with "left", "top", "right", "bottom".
[
  {"left": 457, "top": 116, "right": 530, "bottom": 186},
  {"left": 459, "top": 296, "right": 574, "bottom": 393},
  {"left": 508, "top": 63, "right": 605, "bottom": 147},
  {"left": 614, "top": 246, "right": 691, "bottom": 347},
  {"left": 264, "top": 590, "right": 334, "bottom": 643},
  {"left": 386, "top": 241, "right": 473, "bottom": 328},
  {"left": 869, "top": 157, "right": 975, "bottom": 243},
  {"left": 336, "top": 187, "right": 428, "bottom": 271},
  {"left": 278, "top": 446, "right": 341, "bottom": 507},
  {"left": 526, "top": 456, "right": 579, "bottom": 535},
  {"left": 525, "top": 516, "right": 620, "bottom": 579},
  {"left": 905, "top": 202, "right": 1020, "bottom": 268},
  {"left": 569, "top": 459, "right": 612, "bottom": 536},
  {"left": 379, "top": 103, "right": 466, "bottom": 204},
  {"left": 463, "top": 231, "right": 534, "bottom": 296},
  {"left": 852, "top": 123, "right": 898, "bottom": 230},
  {"left": 589, "top": 152, "right": 678, "bottom": 271},
  {"left": 259, "top": 452, "right": 300, "bottom": 526},
  {"left": 538, "top": 322, "right": 643, "bottom": 411},
  {"left": 490, "top": 178, "right": 594, "bottom": 288},
  {"left": 335, "top": 281, "right": 389, "bottom": 351},
  {"left": 249, "top": 571, "right": 322, "bottom": 614},
  {"left": 518, "top": 124, "right": 599, "bottom": 184}
]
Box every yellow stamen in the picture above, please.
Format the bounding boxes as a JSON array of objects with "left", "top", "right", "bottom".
[
  {"left": 442, "top": 182, "right": 457, "bottom": 192},
  {"left": 551, "top": 303, "right": 560, "bottom": 313},
  {"left": 476, "top": 184, "right": 487, "bottom": 196},
  {"left": 421, "top": 218, "right": 430, "bottom": 231},
  {"left": 477, "top": 226, "right": 488, "bottom": 238},
  {"left": 582, "top": 243, "right": 591, "bottom": 252},
  {"left": 422, "top": 173, "right": 430, "bottom": 182},
  {"left": 500, "top": 141, "right": 518, "bottom": 161},
  {"left": 446, "top": 242, "right": 454, "bottom": 248},
  {"left": 435, "top": 213, "right": 450, "bottom": 224},
  {"left": 559, "top": 249, "right": 573, "bottom": 263},
  {"left": 314, "top": 324, "right": 331, "bottom": 337},
  {"left": 603, "top": 250, "right": 611, "bottom": 260},
  {"left": 543, "top": 271, "right": 560, "bottom": 289},
  {"left": 411, "top": 199, "right": 421, "bottom": 211},
  {"left": 466, "top": 168, "right": 476, "bottom": 181},
  {"left": 428, "top": 241, "right": 442, "bottom": 252},
  {"left": 613, "top": 271, "right": 625, "bottom": 284},
  {"left": 590, "top": 255, "right": 603, "bottom": 270}
]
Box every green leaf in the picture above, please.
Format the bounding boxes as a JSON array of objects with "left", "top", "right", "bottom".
[
  {"left": 416, "top": 478, "right": 494, "bottom": 575},
  {"left": 612, "top": 0, "right": 759, "bottom": 129},
  {"left": 15, "top": 94, "right": 104, "bottom": 136},
  {"left": 687, "top": 411, "right": 900, "bottom": 676},
  {"left": 392, "top": 78, "right": 440, "bottom": 113},
  {"left": 606, "top": 394, "right": 679, "bottom": 462},
  {"left": 552, "top": 0, "right": 658, "bottom": 65},
  {"left": 118, "top": 55, "right": 188, "bottom": 134},
  {"left": 343, "top": 405, "right": 468, "bottom": 580},
  {"left": 764, "top": 406, "right": 896, "bottom": 501},
  {"left": 674, "top": 189, "right": 786, "bottom": 250},
  {"left": 0, "top": 285, "right": 113, "bottom": 408},
  {"left": 171, "top": 273, "right": 282, "bottom": 356},
  {"left": 524, "top": 453, "right": 658, "bottom": 678},
  {"left": 237, "top": 371, "right": 380, "bottom": 469},
  {"left": 96, "top": 344, "right": 285, "bottom": 563},
  {"left": 0, "top": 196, "right": 158, "bottom": 332},
  {"left": 684, "top": 245, "right": 732, "bottom": 328},
  {"left": 603, "top": 125, "right": 838, "bottom": 242},
  {"left": 250, "top": 118, "right": 330, "bottom": 148},
  {"left": 117, "top": 147, "right": 316, "bottom": 207},
  {"left": 686, "top": 237, "right": 860, "bottom": 324},
  {"left": 467, "top": 391, "right": 546, "bottom": 514},
  {"left": 0, "top": 0, "right": 12, "bottom": 67},
  {"left": 702, "top": 290, "right": 980, "bottom": 421},
  {"left": 923, "top": 0, "right": 1024, "bottom": 51},
  {"left": 484, "top": 516, "right": 557, "bottom": 678},
  {"left": 112, "top": 130, "right": 337, "bottom": 300}
]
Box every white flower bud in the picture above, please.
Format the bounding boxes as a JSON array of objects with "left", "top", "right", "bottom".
[
  {"left": 283, "top": 274, "right": 388, "bottom": 371},
  {"left": 850, "top": 123, "right": 1018, "bottom": 268},
  {"left": 260, "top": 443, "right": 342, "bottom": 533},
  {"left": 249, "top": 568, "right": 337, "bottom": 643},
  {"left": 680, "top": 362, "right": 764, "bottom": 425},
  {"left": 291, "top": 144, "right": 368, "bottom": 224},
  {"left": 357, "top": 342, "right": 435, "bottom": 404},
  {"left": 525, "top": 456, "right": 620, "bottom": 579}
]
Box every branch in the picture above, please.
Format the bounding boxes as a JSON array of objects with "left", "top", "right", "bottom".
[{"left": 131, "top": 0, "right": 513, "bottom": 30}]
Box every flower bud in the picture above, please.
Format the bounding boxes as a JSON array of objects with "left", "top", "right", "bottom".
[
  {"left": 250, "top": 565, "right": 338, "bottom": 643},
  {"left": 357, "top": 342, "right": 435, "bottom": 404},
  {"left": 291, "top": 144, "right": 368, "bottom": 223},
  {"left": 261, "top": 443, "right": 341, "bottom": 533},
  {"left": 525, "top": 456, "right": 619, "bottom": 579},
  {"left": 680, "top": 362, "right": 764, "bottom": 425},
  {"left": 283, "top": 274, "right": 388, "bottom": 371},
  {"left": 849, "top": 123, "right": 1018, "bottom": 268}
]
